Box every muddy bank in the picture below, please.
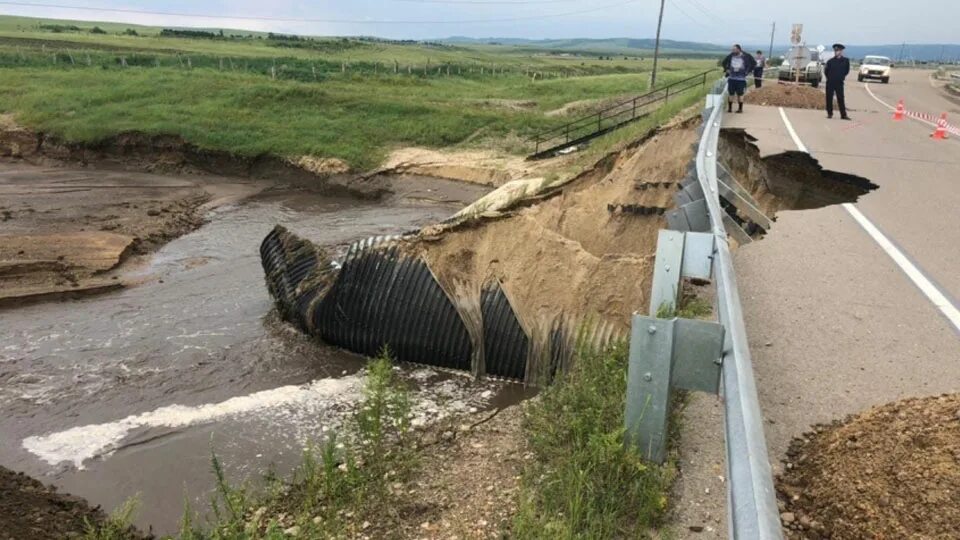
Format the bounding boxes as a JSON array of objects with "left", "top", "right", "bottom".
[
  {"left": 0, "top": 114, "right": 387, "bottom": 198},
  {"left": 377, "top": 146, "right": 538, "bottom": 188},
  {"left": 0, "top": 465, "right": 145, "bottom": 540},
  {"left": 0, "top": 164, "right": 255, "bottom": 306}
]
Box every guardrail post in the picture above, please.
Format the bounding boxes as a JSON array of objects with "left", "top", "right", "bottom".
[{"left": 626, "top": 229, "right": 722, "bottom": 463}]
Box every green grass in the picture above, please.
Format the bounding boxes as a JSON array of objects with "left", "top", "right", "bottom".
[
  {"left": 0, "top": 14, "right": 715, "bottom": 170},
  {"left": 513, "top": 341, "right": 674, "bottom": 539},
  {"left": 656, "top": 287, "right": 714, "bottom": 320},
  {"left": 0, "top": 64, "right": 711, "bottom": 170}
]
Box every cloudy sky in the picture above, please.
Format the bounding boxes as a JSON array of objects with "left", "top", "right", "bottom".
[{"left": 0, "top": 0, "right": 956, "bottom": 45}]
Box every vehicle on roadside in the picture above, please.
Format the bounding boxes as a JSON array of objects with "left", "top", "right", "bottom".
[
  {"left": 778, "top": 46, "right": 823, "bottom": 87},
  {"left": 858, "top": 55, "right": 893, "bottom": 83}
]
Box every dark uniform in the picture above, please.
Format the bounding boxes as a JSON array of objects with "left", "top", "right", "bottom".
[{"left": 824, "top": 44, "right": 850, "bottom": 119}]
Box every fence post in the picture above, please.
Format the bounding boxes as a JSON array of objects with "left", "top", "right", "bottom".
[
  {"left": 665, "top": 85, "right": 670, "bottom": 102},
  {"left": 632, "top": 97, "right": 637, "bottom": 119},
  {"left": 597, "top": 112, "right": 602, "bottom": 132}
]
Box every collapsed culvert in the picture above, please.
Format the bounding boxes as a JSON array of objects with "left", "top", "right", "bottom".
[
  {"left": 258, "top": 122, "right": 881, "bottom": 383},
  {"left": 259, "top": 120, "right": 703, "bottom": 383},
  {"left": 713, "top": 129, "right": 878, "bottom": 239},
  {"left": 777, "top": 394, "right": 960, "bottom": 539}
]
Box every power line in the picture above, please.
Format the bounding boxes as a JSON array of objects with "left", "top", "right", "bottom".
[
  {"left": 666, "top": 0, "right": 711, "bottom": 29},
  {"left": 684, "top": 0, "right": 726, "bottom": 24},
  {"left": 0, "top": 0, "right": 642, "bottom": 25}
]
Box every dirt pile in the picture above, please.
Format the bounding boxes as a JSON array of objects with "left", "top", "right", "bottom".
[
  {"left": 0, "top": 466, "right": 146, "bottom": 540},
  {"left": 744, "top": 84, "right": 825, "bottom": 110},
  {"left": 777, "top": 394, "right": 960, "bottom": 539}
]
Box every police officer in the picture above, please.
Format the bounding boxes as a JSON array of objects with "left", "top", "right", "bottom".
[{"left": 824, "top": 43, "right": 851, "bottom": 120}]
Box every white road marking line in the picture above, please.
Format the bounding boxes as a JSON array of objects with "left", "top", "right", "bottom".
[
  {"left": 777, "top": 107, "right": 960, "bottom": 333},
  {"left": 777, "top": 107, "right": 808, "bottom": 152}
]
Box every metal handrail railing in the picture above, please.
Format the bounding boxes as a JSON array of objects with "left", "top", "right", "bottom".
[
  {"left": 696, "top": 81, "right": 783, "bottom": 539},
  {"left": 530, "top": 69, "right": 717, "bottom": 157}
]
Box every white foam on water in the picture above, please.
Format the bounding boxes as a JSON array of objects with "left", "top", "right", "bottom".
[{"left": 23, "top": 374, "right": 365, "bottom": 469}]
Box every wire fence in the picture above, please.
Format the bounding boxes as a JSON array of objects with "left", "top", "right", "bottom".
[{"left": 0, "top": 44, "right": 702, "bottom": 83}]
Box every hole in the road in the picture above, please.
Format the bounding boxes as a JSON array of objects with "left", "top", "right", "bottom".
[{"left": 718, "top": 128, "right": 878, "bottom": 237}]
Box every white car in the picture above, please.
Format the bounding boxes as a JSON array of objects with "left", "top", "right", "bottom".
[{"left": 858, "top": 55, "right": 893, "bottom": 83}]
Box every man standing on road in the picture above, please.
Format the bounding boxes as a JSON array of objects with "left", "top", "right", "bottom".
[
  {"left": 722, "top": 44, "right": 757, "bottom": 113},
  {"left": 754, "top": 50, "right": 766, "bottom": 88},
  {"left": 825, "top": 43, "right": 851, "bottom": 120}
]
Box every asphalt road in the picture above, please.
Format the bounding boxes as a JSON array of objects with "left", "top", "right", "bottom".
[{"left": 674, "top": 69, "right": 960, "bottom": 538}]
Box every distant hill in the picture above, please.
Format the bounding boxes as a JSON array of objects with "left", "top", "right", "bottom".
[
  {"left": 445, "top": 37, "right": 960, "bottom": 63},
  {"left": 752, "top": 44, "right": 960, "bottom": 63},
  {"left": 441, "top": 37, "right": 728, "bottom": 56}
]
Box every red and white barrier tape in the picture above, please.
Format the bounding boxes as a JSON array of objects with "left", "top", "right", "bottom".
[{"left": 903, "top": 110, "right": 960, "bottom": 136}]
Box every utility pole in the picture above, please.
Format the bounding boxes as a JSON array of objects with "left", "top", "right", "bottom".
[
  {"left": 768, "top": 22, "right": 775, "bottom": 59},
  {"left": 898, "top": 42, "right": 905, "bottom": 63},
  {"left": 650, "top": 0, "right": 666, "bottom": 89}
]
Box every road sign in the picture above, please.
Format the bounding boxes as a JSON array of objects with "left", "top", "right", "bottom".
[{"left": 790, "top": 24, "right": 803, "bottom": 45}]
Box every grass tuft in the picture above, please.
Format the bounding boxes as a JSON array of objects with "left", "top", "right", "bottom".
[{"left": 513, "top": 341, "right": 673, "bottom": 539}]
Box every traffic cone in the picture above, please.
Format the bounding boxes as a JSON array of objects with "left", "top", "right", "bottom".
[
  {"left": 931, "top": 113, "right": 949, "bottom": 140},
  {"left": 893, "top": 99, "right": 905, "bottom": 121}
]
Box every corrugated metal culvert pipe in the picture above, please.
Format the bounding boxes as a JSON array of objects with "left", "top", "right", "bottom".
[{"left": 260, "top": 225, "right": 569, "bottom": 382}]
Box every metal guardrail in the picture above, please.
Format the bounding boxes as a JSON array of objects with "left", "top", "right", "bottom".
[
  {"left": 698, "top": 81, "right": 783, "bottom": 540},
  {"left": 623, "top": 79, "right": 783, "bottom": 539},
  {"left": 528, "top": 69, "right": 717, "bottom": 159}
]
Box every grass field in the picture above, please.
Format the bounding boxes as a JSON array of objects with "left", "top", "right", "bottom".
[{"left": 0, "top": 14, "right": 717, "bottom": 170}]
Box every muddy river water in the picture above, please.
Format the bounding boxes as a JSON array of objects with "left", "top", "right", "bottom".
[{"left": 0, "top": 168, "right": 516, "bottom": 534}]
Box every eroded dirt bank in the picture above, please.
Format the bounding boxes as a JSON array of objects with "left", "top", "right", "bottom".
[
  {"left": 0, "top": 466, "right": 145, "bottom": 540},
  {"left": 0, "top": 164, "right": 259, "bottom": 306},
  {"left": 264, "top": 120, "right": 701, "bottom": 386},
  {"left": 0, "top": 114, "right": 386, "bottom": 198}
]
